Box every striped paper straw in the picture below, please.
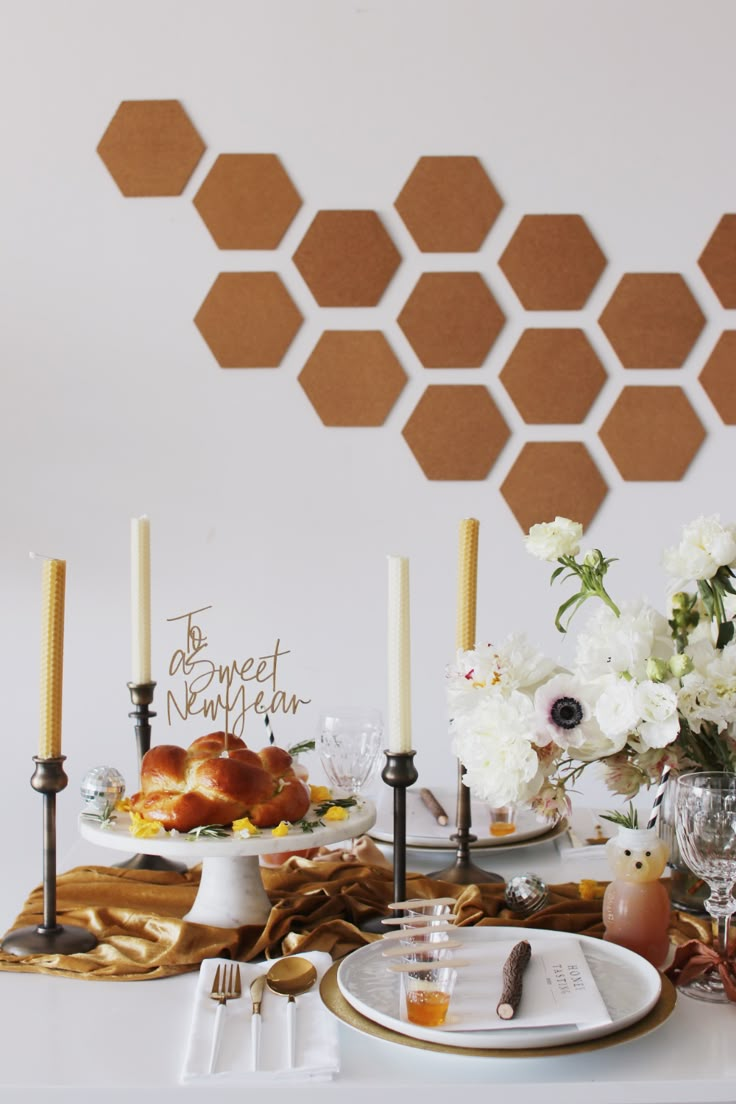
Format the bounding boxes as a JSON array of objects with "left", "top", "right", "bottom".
[{"left": 646, "top": 764, "right": 672, "bottom": 830}]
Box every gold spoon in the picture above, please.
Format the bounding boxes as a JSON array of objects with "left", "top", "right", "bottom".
[{"left": 266, "top": 957, "right": 318, "bottom": 1069}]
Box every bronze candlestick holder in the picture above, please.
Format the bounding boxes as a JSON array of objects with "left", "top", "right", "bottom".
[
  {"left": 117, "top": 681, "right": 185, "bottom": 872},
  {"left": 382, "top": 749, "right": 419, "bottom": 910},
  {"left": 2, "top": 756, "right": 98, "bottom": 956},
  {"left": 430, "top": 760, "right": 502, "bottom": 884}
]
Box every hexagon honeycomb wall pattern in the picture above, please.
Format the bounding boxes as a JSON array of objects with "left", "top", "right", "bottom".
[
  {"left": 501, "top": 442, "right": 608, "bottom": 532},
  {"left": 293, "top": 210, "right": 401, "bottom": 307},
  {"left": 500, "top": 329, "right": 607, "bottom": 424},
  {"left": 394, "top": 155, "right": 503, "bottom": 252},
  {"left": 194, "top": 272, "right": 303, "bottom": 368},
  {"left": 598, "top": 273, "right": 706, "bottom": 369},
  {"left": 193, "top": 154, "right": 301, "bottom": 249},
  {"left": 299, "top": 331, "right": 407, "bottom": 426},
  {"left": 402, "top": 385, "right": 510, "bottom": 480},
  {"left": 499, "top": 214, "right": 606, "bottom": 310},
  {"left": 599, "top": 386, "right": 705, "bottom": 480},
  {"left": 97, "top": 100, "right": 736, "bottom": 527},
  {"left": 97, "top": 100, "right": 205, "bottom": 197},
  {"left": 398, "top": 272, "right": 505, "bottom": 368}
]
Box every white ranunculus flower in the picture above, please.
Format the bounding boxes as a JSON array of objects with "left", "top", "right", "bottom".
[
  {"left": 634, "top": 680, "right": 679, "bottom": 748},
  {"left": 524, "top": 517, "right": 582, "bottom": 563},
  {"left": 451, "top": 693, "right": 541, "bottom": 807},
  {"left": 575, "top": 599, "right": 672, "bottom": 682},
  {"left": 594, "top": 677, "right": 639, "bottom": 740},
  {"left": 663, "top": 515, "right": 736, "bottom": 582}
]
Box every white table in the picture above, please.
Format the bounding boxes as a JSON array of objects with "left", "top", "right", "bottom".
[{"left": 0, "top": 825, "right": 734, "bottom": 1104}]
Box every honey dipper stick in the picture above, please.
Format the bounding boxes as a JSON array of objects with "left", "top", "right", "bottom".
[
  {"left": 420, "top": 787, "right": 449, "bottom": 826},
  {"left": 496, "top": 939, "right": 532, "bottom": 1020}
]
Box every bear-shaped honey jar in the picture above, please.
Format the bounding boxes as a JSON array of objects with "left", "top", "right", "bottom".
[{"left": 602, "top": 825, "right": 671, "bottom": 967}]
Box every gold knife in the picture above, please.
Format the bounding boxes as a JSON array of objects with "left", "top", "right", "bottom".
[{"left": 249, "top": 973, "right": 266, "bottom": 1071}]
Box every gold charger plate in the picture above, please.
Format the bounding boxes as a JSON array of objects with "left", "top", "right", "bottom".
[{"left": 319, "top": 961, "right": 676, "bottom": 1058}]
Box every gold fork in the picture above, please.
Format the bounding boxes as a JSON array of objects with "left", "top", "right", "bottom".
[{"left": 208, "top": 962, "right": 242, "bottom": 1074}]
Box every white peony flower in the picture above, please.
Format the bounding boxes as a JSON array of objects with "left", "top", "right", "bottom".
[
  {"left": 447, "top": 635, "right": 555, "bottom": 718},
  {"left": 574, "top": 599, "right": 672, "bottom": 682},
  {"left": 663, "top": 515, "right": 736, "bottom": 582},
  {"left": 451, "top": 693, "right": 541, "bottom": 807},
  {"left": 525, "top": 517, "right": 582, "bottom": 563}
]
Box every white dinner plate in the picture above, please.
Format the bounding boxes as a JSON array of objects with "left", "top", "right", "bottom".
[
  {"left": 369, "top": 786, "right": 562, "bottom": 849},
  {"left": 336, "top": 926, "right": 662, "bottom": 1050}
]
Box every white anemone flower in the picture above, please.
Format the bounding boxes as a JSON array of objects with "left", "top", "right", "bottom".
[{"left": 533, "top": 673, "right": 603, "bottom": 751}]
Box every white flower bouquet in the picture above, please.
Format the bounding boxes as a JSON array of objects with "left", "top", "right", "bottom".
[{"left": 448, "top": 515, "right": 736, "bottom": 820}]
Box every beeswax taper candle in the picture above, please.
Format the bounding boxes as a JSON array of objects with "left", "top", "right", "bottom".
[
  {"left": 131, "top": 516, "right": 151, "bottom": 684},
  {"left": 456, "top": 518, "right": 479, "bottom": 652},
  {"left": 38, "top": 557, "right": 66, "bottom": 759},
  {"left": 387, "top": 554, "right": 412, "bottom": 753}
]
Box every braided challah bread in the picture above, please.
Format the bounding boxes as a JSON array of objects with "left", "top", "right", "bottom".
[{"left": 129, "top": 731, "right": 311, "bottom": 831}]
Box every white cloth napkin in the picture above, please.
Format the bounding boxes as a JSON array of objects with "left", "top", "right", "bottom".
[{"left": 180, "top": 952, "right": 339, "bottom": 1084}]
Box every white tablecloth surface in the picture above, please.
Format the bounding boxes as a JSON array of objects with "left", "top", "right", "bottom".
[{"left": 0, "top": 825, "right": 733, "bottom": 1104}]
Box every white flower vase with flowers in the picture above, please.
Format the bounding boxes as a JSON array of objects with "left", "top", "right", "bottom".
[{"left": 447, "top": 515, "right": 736, "bottom": 873}]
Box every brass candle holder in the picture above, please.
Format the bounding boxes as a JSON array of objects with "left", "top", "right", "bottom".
[
  {"left": 2, "top": 756, "right": 98, "bottom": 956},
  {"left": 117, "top": 681, "right": 185, "bottom": 873},
  {"left": 382, "top": 749, "right": 419, "bottom": 910},
  {"left": 429, "top": 760, "right": 503, "bottom": 884}
]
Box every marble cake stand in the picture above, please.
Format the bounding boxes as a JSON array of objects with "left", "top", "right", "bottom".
[{"left": 78, "top": 799, "right": 376, "bottom": 928}]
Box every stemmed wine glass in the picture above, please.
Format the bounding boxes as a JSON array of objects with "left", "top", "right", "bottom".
[
  {"left": 317, "top": 708, "right": 383, "bottom": 798},
  {"left": 675, "top": 771, "right": 736, "bottom": 1002}
]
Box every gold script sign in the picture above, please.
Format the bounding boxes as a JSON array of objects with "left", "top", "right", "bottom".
[{"left": 166, "top": 605, "right": 311, "bottom": 739}]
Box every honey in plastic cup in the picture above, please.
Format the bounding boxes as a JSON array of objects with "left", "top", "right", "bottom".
[
  {"left": 404, "top": 966, "right": 457, "bottom": 1027},
  {"left": 488, "top": 804, "right": 516, "bottom": 838}
]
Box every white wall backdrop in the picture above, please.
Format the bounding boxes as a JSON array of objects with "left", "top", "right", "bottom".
[{"left": 2, "top": 0, "right": 736, "bottom": 895}]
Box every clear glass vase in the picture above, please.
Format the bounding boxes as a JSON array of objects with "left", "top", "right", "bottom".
[{"left": 658, "top": 774, "right": 709, "bottom": 913}]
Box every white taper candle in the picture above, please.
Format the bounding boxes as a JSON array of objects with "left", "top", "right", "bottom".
[
  {"left": 387, "top": 554, "right": 412, "bottom": 753},
  {"left": 131, "top": 516, "right": 151, "bottom": 684}
]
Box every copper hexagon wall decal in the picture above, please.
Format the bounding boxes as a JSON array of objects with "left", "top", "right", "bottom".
[
  {"left": 698, "top": 215, "right": 736, "bottom": 308},
  {"left": 293, "top": 210, "right": 401, "bottom": 306},
  {"left": 194, "top": 272, "right": 303, "bottom": 367},
  {"left": 501, "top": 442, "right": 607, "bottom": 531},
  {"left": 402, "top": 384, "right": 510, "bottom": 480},
  {"left": 598, "top": 274, "right": 705, "bottom": 369},
  {"left": 498, "top": 214, "right": 606, "bottom": 310},
  {"left": 500, "top": 328, "right": 607, "bottom": 424},
  {"left": 699, "top": 332, "right": 736, "bottom": 424},
  {"left": 193, "top": 154, "right": 302, "bottom": 249},
  {"left": 599, "top": 385, "right": 706, "bottom": 480},
  {"left": 97, "top": 100, "right": 205, "bottom": 197},
  {"left": 299, "top": 331, "right": 407, "bottom": 426},
  {"left": 394, "top": 155, "right": 503, "bottom": 252},
  {"left": 397, "top": 272, "right": 505, "bottom": 368}
]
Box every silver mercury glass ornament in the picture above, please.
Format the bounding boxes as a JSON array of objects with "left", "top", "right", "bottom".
[
  {"left": 504, "top": 872, "right": 550, "bottom": 917},
  {"left": 80, "top": 766, "right": 126, "bottom": 818}
]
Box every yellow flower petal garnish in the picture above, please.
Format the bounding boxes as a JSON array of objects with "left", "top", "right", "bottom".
[
  {"left": 578, "top": 879, "right": 605, "bottom": 900},
  {"left": 233, "top": 816, "right": 259, "bottom": 835},
  {"left": 116, "top": 797, "right": 131, "bottom": 812},
  {"left": 309, "top": 785, "right": 332, "bottom": 803},
  {"left": 129, "top": 811, "right": 162, "bottom": 839},
  {"left": 323, "top": 805, "right": 348, "bottom": 821},
  {"left": 271, "top": 821, "right": 290, "bottom": 837}
]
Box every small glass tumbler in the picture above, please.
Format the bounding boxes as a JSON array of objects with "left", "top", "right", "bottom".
[
  {"left": 404, "top": 966, "right": 457, "bottom": 1027},
  {"left": 488, "top": 804, "right": 517, "bottom": 838}
]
